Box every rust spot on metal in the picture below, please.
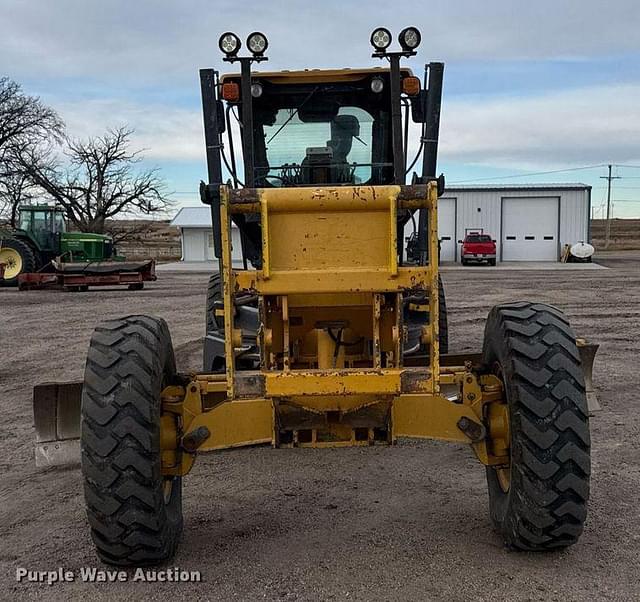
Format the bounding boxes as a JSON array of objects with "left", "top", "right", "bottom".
[
  {"left": 397, "top": 184, "right": 427, "bottom": 201},
  {"left": 400, "top": 368, "right": 432, "bottom": 393},
  {"left": 235, "top": 372, "right": 266, "bottom": 397},
  {"left": 229, "top": 188, "right": 260, "bottom": 204}
]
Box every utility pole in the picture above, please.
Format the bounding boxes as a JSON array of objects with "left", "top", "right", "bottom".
[{"left": 600, "top": 164, "right": 621, "bottom": 249}]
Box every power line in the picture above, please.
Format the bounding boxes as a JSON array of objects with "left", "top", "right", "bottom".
[
  {"left": 449, "top": 163, "right": 606, "bottom": 184},
  {"left": 593, "top": 185, "right": 640, "bottom": 190}
]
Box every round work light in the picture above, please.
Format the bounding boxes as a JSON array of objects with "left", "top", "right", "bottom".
[
  {"left": 370, "top": 27, "right": 392, "bottom": 52},
  {"left": 219, "top": 32, "right": 241, "bottom": 56},
  {"left": 247, "top": 32, "right": 268, "bottom": 55},
  {"left": 251, "top": 82, "right": 263, "bottom": 97},
  {"left": 399, "top": 26, "right": 421, "bottom": 51},
  {"left": 370, "top": 77, "right": 384, "bottom": 93}
]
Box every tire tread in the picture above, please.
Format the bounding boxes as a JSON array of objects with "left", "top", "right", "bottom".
[
  {"left": 81, "top": 315, "right": 182, "bottom": 566},
  {"left": 483, "top": 302, "right": 590, "bottom": 551}
]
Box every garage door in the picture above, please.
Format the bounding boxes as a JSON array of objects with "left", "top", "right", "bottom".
[
  {"left": 502, "top": 197, "right": 559, "bottom": 261},
  {"left": 438, "top": 198, "right": 456, "bottom": 262}
]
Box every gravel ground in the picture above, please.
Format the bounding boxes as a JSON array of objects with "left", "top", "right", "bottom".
[{"left": 1, "top": 253, "right": 639, "bottom": 601}]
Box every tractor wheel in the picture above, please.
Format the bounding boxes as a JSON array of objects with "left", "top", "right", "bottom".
[
  {"left": 0, "top": 237, "right": 36, "bottom": 286},
  {"left": 482, "top": 302, "right": 590, "bottom": 550},
  {"left": 81, "top": 315, "right": 183, "bottom": 565}
]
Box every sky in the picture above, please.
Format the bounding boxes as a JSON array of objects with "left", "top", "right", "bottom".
[{"left": 2, "top": 0, "right": 640, "bottom": 218}]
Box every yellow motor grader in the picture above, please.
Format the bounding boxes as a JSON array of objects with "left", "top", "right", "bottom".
[{"left": 34, "top": 28, "right": 597, "bottom": 565}]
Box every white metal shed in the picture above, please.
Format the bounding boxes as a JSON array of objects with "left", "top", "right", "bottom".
[
  {"left": 404, "top": 184, "right": 591, "bottom": 263},
  {"left": 171, "top": 207, "right": 242, "bottom": 262},
  {"left": 174, "top": 184, "right": 591, "bottom": 263}
]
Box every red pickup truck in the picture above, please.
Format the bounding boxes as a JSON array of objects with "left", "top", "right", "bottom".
[{"left": 460, "top": 232, "right": 496, "bottom": 266}]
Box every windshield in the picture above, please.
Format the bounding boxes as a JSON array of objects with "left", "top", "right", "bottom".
[
  {"left": 260, "top": 107, "right": 373, "bottom": 185},
  {"left": 18, "top": 209, "right": 66, "bottom": 233},
  {"left": 249, "top": 81, "right": 394, "bottom": 187}
]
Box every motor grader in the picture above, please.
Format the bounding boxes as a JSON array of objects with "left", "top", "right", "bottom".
[{"left": 33, "top": 28, "right": 596, "bottom": 566}]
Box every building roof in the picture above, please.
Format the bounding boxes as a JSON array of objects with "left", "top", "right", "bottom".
[
  {"left": 171, "top": 207, "right": 212, "bottom": 228},
  {"left": 445, "top": 183, "right": 591, "bottom": 192}
]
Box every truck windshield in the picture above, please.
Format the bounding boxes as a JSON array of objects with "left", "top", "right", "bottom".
[{"left": 466, "top": 234, "right": 492, "bottom": 243}]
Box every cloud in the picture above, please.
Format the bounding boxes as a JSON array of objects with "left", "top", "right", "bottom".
[
  {"left": 53, "top": 98, "right": 205, "bottom": 162},
  {"left": 2, "top": 0, "right": 640, "bottom": 86},
  {"left": 51, "top": 82, "right": 640, "bottom": 175},
  {"left": 438, "top": 84, "right": 640, "bottom": 168}
]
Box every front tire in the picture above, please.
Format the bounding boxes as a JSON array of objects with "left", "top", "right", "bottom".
[
  {"left": 81, "top": 315, "right": 183, "bottom": 565},
  {"left": 483, "top": 302, "right": 590, "bottom": 550}
]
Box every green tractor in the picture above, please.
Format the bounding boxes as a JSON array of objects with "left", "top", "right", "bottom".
[{"left": 0, "top": 205, "right": 156, "bottom": 290}]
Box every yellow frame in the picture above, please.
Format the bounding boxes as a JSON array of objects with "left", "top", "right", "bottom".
[{"left": 160, "top": 182, "right": 508, "bottom": 477}]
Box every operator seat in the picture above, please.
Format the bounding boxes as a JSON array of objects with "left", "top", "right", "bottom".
[{"left": 299, "top": 114, "right": 360, "bottom": 185}]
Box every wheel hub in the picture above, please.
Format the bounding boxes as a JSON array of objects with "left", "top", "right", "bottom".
[
  {"left": 487, "top": 389, "right": 511, "bottom": 493},
  {"left": 0, "top": 248, "right": 22, "bottom": 279}
]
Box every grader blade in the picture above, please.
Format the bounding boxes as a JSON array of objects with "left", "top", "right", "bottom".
[
  {"left": 577, "top": 340, "right": 600, "bottom": 413},
  {"left": 33, "top": 382, "right": 82, "bottom": 468}
]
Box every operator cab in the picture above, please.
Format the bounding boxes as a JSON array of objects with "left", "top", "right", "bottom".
[
  {"left": 17, "top": 205, "right": 66, "bottom": 252},
  {"left": 18, "top": 205, "right": 66, "bottom": 234},
  {"left": 220, "top": 67, "right": 419, "bottom": 187},
  {"left": 202, "top": 29, "right": 444, "bottom": 270}
]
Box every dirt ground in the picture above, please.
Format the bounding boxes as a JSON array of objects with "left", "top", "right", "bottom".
[{"left": 1, "top": 252, "right": 639, "bottom": 601}]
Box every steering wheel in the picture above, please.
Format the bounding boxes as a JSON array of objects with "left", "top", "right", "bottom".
[{"left": 257, "top": 174, "right": 285, "bottom": 187}]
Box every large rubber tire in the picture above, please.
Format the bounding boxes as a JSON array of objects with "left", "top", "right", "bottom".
[
  {"left": 206, "top": 273, "right": 222, "bottom": 334},
  {"left": 81, "top": 315, "right": 183, "bottom": 566},
  {"left": 438, "top": 275, "right": 449, "bottom": 355},
  {"left": 404, "top": 274, "right": 449, "bottom": 356},
  {"left": 0, "top": 237, "right": 37, "bottom": 286},
  {"left": 483, "top": 302, "right": 590, "bottom": 550}
]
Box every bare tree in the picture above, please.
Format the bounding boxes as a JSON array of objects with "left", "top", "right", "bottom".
[
  {"left": 0, "top": 77, "right": 64, "bottom": 222},
  {"left": 23, "top": 127, "right": 171, "bottom": 234},
  {"left": 0, "top": 172, "right": 36, "bottom": 226}
]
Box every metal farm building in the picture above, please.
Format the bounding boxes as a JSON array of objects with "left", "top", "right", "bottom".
[{"left": 173, "top": 184, "right": 592, "bottom": 263}]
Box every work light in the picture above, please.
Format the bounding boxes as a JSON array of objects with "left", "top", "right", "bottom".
[
  {"left": 247, "top": 32, "right": 268, "bottom": 56},
  {"left": 399, "top": 27, "right": 421, "bottom": 51},
  {"left": 370, "top": 27, "right": 392, "bottom": 52},
  {"left": 370, "top": 77, "right": 384, "bottom": 93},
  {"left": 219, "top": 32, "right": 241, "bottom": 56},
  {"left": 251, "top": 82, "right": 263, "bottom": 98}
]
